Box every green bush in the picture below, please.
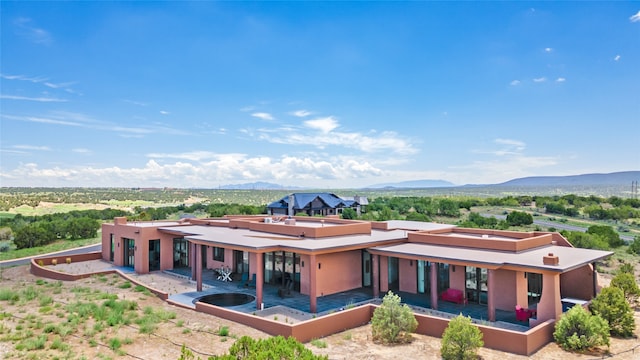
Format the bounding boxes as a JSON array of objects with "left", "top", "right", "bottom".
[
  {"left": 213, "top": 335, "right": 327, "bottom": 359},
  {"left": 553, "top": 305, "right": 609, "bottom": 351},
  {"left": 627, "top": 236, "right": 640, "bottom": 255},
  {"left": 371, "top": 291, "right": 417, "bottom": 344},
  {"left": 590, "top": 286, "right": 636, "bottom": 337},
  {"left": 440, "top": 314, "right": 484, "bottom": 360},
  {"left": 610, "top": 272, "right": 640, "bottom": 303}
]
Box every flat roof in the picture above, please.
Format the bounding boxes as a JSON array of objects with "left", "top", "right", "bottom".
[
  {"left": 383, "top": 220, "right": 456, "bottom": 232},
  {"left": 159, "top": 225, "right": 405, "bottom": 253},
  {"left": 369, "top": 243, "right": 613, "bottom": 273}
]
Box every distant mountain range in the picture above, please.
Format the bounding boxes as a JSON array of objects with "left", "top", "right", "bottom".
[
  {"left": 494, "top": 171, "right": 640, "bottom": 187},
  {"left": 218, "top": 181, "right": 301, "bottom": 190},
  {"left": 219, "top": 171, "right": 639, "bottom": 190},
  {"left": 365, "top": 179, "right": 456, "bottom": 189}
]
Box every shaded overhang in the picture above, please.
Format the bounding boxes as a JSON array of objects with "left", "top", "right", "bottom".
[
  {"left": 368, "top": 242, "right": 613, "bottom": 273},
  {"left": 159, "top": 225, "right": 406, "bottom": 255}
]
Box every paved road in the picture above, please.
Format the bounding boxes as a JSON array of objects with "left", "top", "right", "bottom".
[
  {"left": 0, "top": 243, "right": 101, "bottom": 268},
  {"left": 481, "top": 214, "right": 635, "bottom": 242}
]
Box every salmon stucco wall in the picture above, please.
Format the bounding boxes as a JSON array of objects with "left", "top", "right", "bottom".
[
  {"left": 449, "top": 265, "right": 466, "bottom": 293},
  {"left": 560, "top": 264, "right": 595, "bottom": 300},
  {"left": 399, "top": 258, "right": 417, "bottom": 293},
  {"left": 299, "top": 254, "right": 310, "bottom": 295},
  {"left": 379, "top": 256, "right": 389, "bottom": 293},
  {"left": 315, "top": 251, "right": 362, "bottom": 297},
  {"left": 493, "top": 269, "right": 518, "bottom": 311}
]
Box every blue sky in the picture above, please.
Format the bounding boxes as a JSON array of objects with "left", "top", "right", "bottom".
[{"left": 1, "top": 2, "right": 639, "bottom": 188}]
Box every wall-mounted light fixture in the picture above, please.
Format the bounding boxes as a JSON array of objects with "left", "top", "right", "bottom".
[
  {"left": 410, "top": 260, "right": 413, "bottom": 266},
  {"left": 134, "top": 246, "right": 137, "bottom": 251},
  {"left": 452, "top": 265, "right": 456, "bottom": 272},
  {"left": 318, "top": 263, "right": 321, "bottom": 270},
  {"left": 301, "top": 261, "right": 305, "bottom": 267}
]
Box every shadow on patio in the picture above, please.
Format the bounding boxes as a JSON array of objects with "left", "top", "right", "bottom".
[{"left": 164, "top": 268, "right": 529, "bottom": 332}]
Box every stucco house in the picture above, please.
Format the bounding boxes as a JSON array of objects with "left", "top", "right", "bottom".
[{"left": 101, "top": 215, "right": 611, "bottom": 326}]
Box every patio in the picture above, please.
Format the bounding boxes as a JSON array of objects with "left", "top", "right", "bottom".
[{"left": 164, "top": 268, "right": 530, "bottom": 332}]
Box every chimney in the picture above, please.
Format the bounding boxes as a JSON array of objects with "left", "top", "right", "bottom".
[
  {"left": 543, "top": 252, "right": 559, "bottom": 266},
  {"left": 288, "top": 194, "right": 295, "bottom": 216},
  {"left": 114, "top": 217, "right": 127, "bottom": 225}
]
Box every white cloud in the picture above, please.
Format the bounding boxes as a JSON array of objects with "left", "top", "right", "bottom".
[
  {"left": 0, "top": 154, "right": 385, "bottom": 187},
  {"left": 2, "top": 112, "right": 192, "bottom": 136},
  {"left": 304, "top": 116, "right": 339, "bottom": 133},
  {"left": 544, "top": 47, "right": 553, "bottom": 52},
  {"left": 160, "top": 110, "right": 169, "bottom": 115},
  {"left": 630, "top": 11, "right": 640, "bottom": 22},
  {"left": 123, "top": 99, "right": 149, "bottom": 107},
  {"left": 72, "top": 148, "right": 92, "bottom": 154},
  {"left": 556, "top": 77, "right": 566, "bottom": 83},
  {"left": 510, "top": 80, "right": 521, "bottom": 86},
  {"left": 533, "top": 77, "right": 546, "bottom": 83},
  {"left": 614, "top": 55, "right": 621, "bottom": 61},
  {"left": 12, "top": 145, "right": 51, "bottom": 151},
  {"left": 0, "top": 94, "right": 67, "bottom": 102},
  {"left": 290, "top": 110, "right": 312, "bottom": 117},
  {"left": 251, "top": 112, "right": 274, "bottom": 121},
  {"left": 256, "top": 126, "right": 417, "bottom": 155},
  {"left": 0, "top": 73, "right": 48, "bottom": 83},
  {"left": 14, "top": 17, "right": 52, "bottom": 45},
  {"left": 493, "top": 138, "right": 526, "bottom": 154}
]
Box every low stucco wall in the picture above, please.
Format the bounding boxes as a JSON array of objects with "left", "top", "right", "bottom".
[
  {"left": 195, "top": 302, "right": 372, "bottom": 343},
  {"left": 413, "top": 311, "right": 555, "bottom": 355},
  {"left": 30, "top": 252, "right": 169, "bottom": 300},
  {"left": 30, "top": 256, "right": 555, "bottom": 356},
  {"left": 195, "top": 301, "right": 552, "bottom": 356}
]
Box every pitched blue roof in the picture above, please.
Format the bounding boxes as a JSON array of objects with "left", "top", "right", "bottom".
[{"left": 266, "top": 192, "right": 349, "bottom": 210}]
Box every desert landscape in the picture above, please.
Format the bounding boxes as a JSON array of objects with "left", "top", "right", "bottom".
[{"left": 1, "top": 264, "right": 639, "bottom": 360}]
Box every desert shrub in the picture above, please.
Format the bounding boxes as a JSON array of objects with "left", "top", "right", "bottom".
[
  {"left": 371, "top": 291, "right": 417, "bottom": 344},
  {"left": 610, "top": 272, "right": 640, "bottom": 303},
  {"left": 590, "top": 286, "right": 636, "bottom": 337},
  {"left": 440, "top": 314, "right": 484, "bottom": 360},
  {"left": 618, "top": 262, "right": 635, "bottom": 275},
  {"left": 553, "top": 305, "right": 609, "bottom": 351},
  {"left": 506, "top": 211, "right": 533, "bottom": 226},
  {"left": 587, "top": 225, "right": 624, "bottom": 248},
  {"left": 219, "top": 335, "right": 327, "bottom": 359},
  {"left": 627, "top": 236, "right": 640, "bottom": 255}
]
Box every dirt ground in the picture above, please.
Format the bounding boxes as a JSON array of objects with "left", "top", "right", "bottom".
[{"left": 1, "top": 265, "right": 639, "bottom": 360}]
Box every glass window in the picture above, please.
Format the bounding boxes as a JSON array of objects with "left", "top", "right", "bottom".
[{"left": 213, "top": 247, "right": 224, "bottom": 262}]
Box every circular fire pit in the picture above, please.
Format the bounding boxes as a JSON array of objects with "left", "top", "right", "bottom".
[{"left": 195, "top": 293, "right": 255, "bottom": 307}]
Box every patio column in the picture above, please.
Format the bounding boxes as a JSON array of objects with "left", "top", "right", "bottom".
[
  {"left": 592, "top": 261, "right": 598, "bottom": 297},
  {"left": 535, "top": 272, "right": 562, "bottom": 323},
  {"left": 430, "top": 262, "right": 438, "bottom": 310},
  {"left": 195, "top": 243, "right": 203, "bottom": 292},
  {"left": 516, "top": 271, "right": 528, "bottom": 308},
  {"left": 190, "top": 242, "right": 196, "bottom": 280},
  {"left": 255, "top": 252, "right": 264, "bottom": 311},
  {"left": 487, "top": 269, "right": 495, "bottom": 322},
  {"left": 309, "top": 254, "right": 318, "bottom": 313},
  {"left": 372, "top": 254, "right": 379, "bottom": 298}
]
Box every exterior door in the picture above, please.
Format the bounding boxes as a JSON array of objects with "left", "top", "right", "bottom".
[
  {"left": 417, "top": 260, "right": 430, "bottom": 294},
  {"left": 388, "top": 257, "right": 399, "bottom": 291},
  {"left": 123, "top": 238, "right": 135, "bottom": 268},
  {"left": 173, "top": 238, "right": 189, "bottom": 268},
  {"left": 149, "top": 239, "right": 160, "bottom": 271},
  {"left": 109, "top": 234, "right": 114, "bottom": 262},
  {"left": 465, "top": 266, "right": 488, "bottom": 304},
  {"left": 362, "top": 250, "right": 372, "bottom": 287}
]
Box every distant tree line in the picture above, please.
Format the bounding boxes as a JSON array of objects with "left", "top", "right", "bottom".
[{"left": 0, "top": 202, "right": 266, "bottom": 249}]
